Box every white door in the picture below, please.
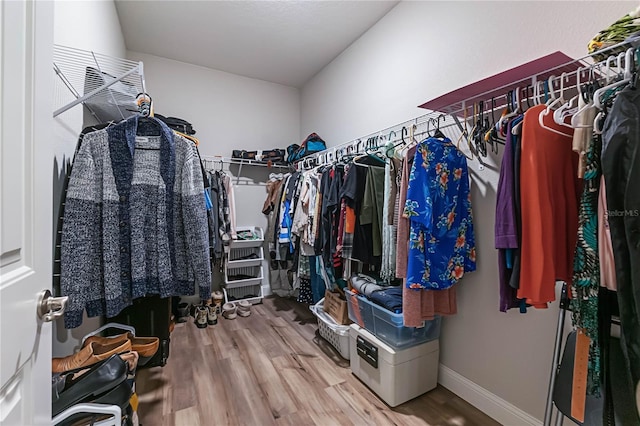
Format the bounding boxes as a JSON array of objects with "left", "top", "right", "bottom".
[{"left": 0, "top": 1, "right": 54, "bottom": 425}]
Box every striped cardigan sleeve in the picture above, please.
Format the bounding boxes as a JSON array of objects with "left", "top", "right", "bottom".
[
  {"left": 180, "top": 142, "right": 212, "bottom": 298},
  {"left": 60, "top": 139, "right": 104, "bottom": 329}
]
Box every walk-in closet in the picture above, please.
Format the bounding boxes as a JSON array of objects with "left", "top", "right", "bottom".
[{"left": 2, "top": 1, "right": 640, "bottom": 425}]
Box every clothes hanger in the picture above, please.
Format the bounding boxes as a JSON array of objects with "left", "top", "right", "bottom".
[
  {"left": 409, "top": 123, "right": 418, "bottom": 144},
  {"left": 570, "top": 66, "right": 599, "bottom": 128},
  {"left": 593, "top": 110, "right": 607, "bottom": 135},
  {"left": 544, "top": 73, "right": 568, "bottom": 114},
  {"left": 175, "top": 130, "right": 199, "bottom": 146},
  {"left": 524, "top": 85, "right": 532, "bottom": 109},
  {"left": 554, "top": 68, "right": 585, "bottom": 126},
  {"left": 539, "top": 73, "right": 569, "bottom": 128},
  {"left": 467, "top": 102, "right": 480, "bottom": 155},
  {"left": 473, "top": 101, "right": 488, "bottom": 157},
  {"left": 544, "top": 75, "right": 557, "bottom": 106},
  {"left": 517, "top": 86, "right": 527, "bottom": 113},
  {"left": 533, "top": 80, "right": 544, "bottom": 105},
  {"left": 484, "top": 98, "right": 502, "bottom": 154},
  {"left": 510, "top": 87, "right": 528, "bottom": 135},
  {"left": 594, "top": 48, "right": 635, "bottom": 109},
  {"left": 385, "top": 130, "right": 398, "bottom": 158},
  {"left": 456, "top": 107, "right": 474, "bottom": 160},
  {"left": 432, "top": 114, "right": 447, "bottom": 139},
  {"left": 364, "top": 134, "right": 389, "bottom": 164},
  {"left": 497, "top": 91, "right": 515, "bottom": 131},
  {"left": 538, "top": 85, "right": 573, "bottom": 138},
  {"left": 134, "top": 93, "right": 163, "bottom": 137}
]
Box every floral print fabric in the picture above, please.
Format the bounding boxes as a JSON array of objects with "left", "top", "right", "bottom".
[{"left": 404, "top": 138, "right": 476, "bottom": 290}]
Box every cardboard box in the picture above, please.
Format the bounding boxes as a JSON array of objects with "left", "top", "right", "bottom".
[{"left": 323, "top": 289, "right": 351, "bottom": 325}]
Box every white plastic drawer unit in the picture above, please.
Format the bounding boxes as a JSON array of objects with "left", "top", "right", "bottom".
[
  {"left": 223, "top": 285, "right": 263, "bottom": 306},
  {"left": 224, "top": 265, "right": 263, "bottom": 288},
  {"left": 227, "top": 246, "right": 264, "bottom": 268},
  {"left": 230, "top": 226, "right": 264, "bottom": 249}
]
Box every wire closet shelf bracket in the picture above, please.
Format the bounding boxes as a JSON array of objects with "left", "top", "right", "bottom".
[{"left": 53, "top": 45, "right": 146, "bottom": 122}]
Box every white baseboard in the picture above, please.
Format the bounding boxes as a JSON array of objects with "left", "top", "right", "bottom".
[{"left": 438, "top": 364, "right": 542, "bottom": 426}]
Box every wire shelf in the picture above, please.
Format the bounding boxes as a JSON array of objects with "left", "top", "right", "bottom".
[{"left": 53, "top": 45, "right": 145, "bottom": 122}]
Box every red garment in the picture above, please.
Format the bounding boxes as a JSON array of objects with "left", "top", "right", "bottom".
[
  {"left": 403, "top": 282, "right": 458, "bottom": 326},
  {"left": 518, "top": 105, "right": 581, "bottom": 307}
]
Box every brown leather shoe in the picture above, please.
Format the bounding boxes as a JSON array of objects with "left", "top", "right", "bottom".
[
  {"left": 120, "top": 351, "right": 139, "bottom": 373},
  {"left": 84, "top": 332, "right": 159, "bottom": 358},
  {"left": 52, "top": 340, "right": 132, "bottom": 373}
]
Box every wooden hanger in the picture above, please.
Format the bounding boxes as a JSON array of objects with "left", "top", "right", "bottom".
[{"left": 175, "top": 130, "right": 199, "bottom": 146}]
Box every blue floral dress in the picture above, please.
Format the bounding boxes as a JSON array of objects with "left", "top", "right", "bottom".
[{"left": 404, "top": 138, "right": 476, "bottom": 290}]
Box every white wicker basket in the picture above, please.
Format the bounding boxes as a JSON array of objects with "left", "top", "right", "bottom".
[{"left": 310, "top": 299, "right": 351, "bottom": 360}]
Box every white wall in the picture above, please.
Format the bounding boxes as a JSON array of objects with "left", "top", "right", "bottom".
[
  {"left": 300, "top": 1, "right": 636, "bottom": 422},
  {"left": 127, "top": 51, "right": 301, "bottom": 295},
  {"left": 52, "top": 0, "right": 127, "bottom": 357}
]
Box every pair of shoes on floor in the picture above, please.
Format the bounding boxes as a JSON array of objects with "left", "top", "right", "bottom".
[
  {"left": 237, "top": 300, "right": 252, "bottom": 317},
  {"left": 222, "top": 300, "right": 251, "bottom": 319},
  {"left": 194, "top": 303, "right": 218, "bottom": 328},
  {"left": 52, "top": 354, "right": 133, "bottom": 419}
]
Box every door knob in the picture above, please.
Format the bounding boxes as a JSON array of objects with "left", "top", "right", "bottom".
[{"left": 37, "top": 289, "right": 68, "bottom": 322}]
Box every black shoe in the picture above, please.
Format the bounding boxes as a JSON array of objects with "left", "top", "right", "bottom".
[
  {"left": 54, "top": 380, "right": 133, "bottom": 426},
  {"left": 177, "top": 302, "right": 190, "bottom": 323},
  {"left": 52, "top": 354, "right": 127, "bottom": 417}
]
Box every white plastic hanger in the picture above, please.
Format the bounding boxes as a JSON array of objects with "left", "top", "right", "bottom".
[
  {"left": 540, "top": 73, "right": 568, "bottom": 123},
  {"left": 533, "top": 80, "right": 546, "bottom": 105},
  {"left": 593, "top": 48, "right": 635, "bottom": 110},
  {"left": 570, "top": 66, "right": 599, "bottom": 128},
  {"left": 593, "top": 110, "right": 606, "bottom": 135},
  {"left": 537, "top": 75, "right": 572, "bottom": 138},
  {"left": 554, "top": 67, "right": 586, "bottom": 126}
]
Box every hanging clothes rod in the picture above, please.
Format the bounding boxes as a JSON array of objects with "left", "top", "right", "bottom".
[
  {"left": 201, "top": 156, "right": 291, "bottom": 169},
  {"left": 300, "top": 35, "right": 640, "bottom": 171},
  {"left": 295, "top": 109, "right": 448, "bottom": 168}
]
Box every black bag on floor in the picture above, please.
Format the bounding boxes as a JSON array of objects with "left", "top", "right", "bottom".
[{"left": 108, "top": 295, "right": 171, "bottom": 368}]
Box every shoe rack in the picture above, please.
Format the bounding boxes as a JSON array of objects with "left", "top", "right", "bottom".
[
  {"left": 223, "top": 226, "right": 265, "bottom": 306},
  {"left": 53, "top": 323, "right": 143, "bottom": 426}
]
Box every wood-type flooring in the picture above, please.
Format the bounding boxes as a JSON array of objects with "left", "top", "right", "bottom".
[{"left": 136, "top": 296, "right": 500, "bottom": 426}]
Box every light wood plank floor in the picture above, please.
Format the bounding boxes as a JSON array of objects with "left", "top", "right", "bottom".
[{"left": 136, "top": 296, "right": 500, "bottom": 426}]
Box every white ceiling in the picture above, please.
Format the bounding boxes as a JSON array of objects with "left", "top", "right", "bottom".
[{"left": 115, "top": 1, "right": 398, "bottom": 88}]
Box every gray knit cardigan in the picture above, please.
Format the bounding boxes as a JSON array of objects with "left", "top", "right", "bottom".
[{"left": 61, "top": 116, "right": 211, "bottom": 328}]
